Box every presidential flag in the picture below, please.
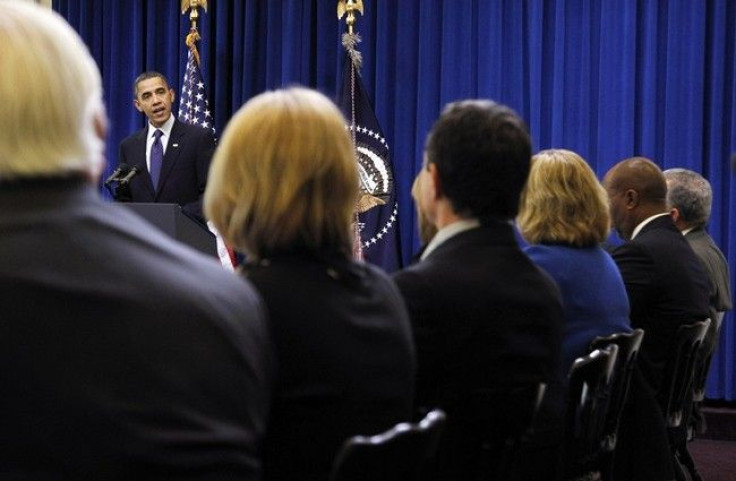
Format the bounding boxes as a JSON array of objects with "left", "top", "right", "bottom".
[{"left": 338, "top": 37, "right": 401, "bottom": 272}]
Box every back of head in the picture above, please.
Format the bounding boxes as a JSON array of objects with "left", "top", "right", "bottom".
[
  {"left": 603, "top": 156, "right": 667, "bottom": 207},
  {"left": 602, "top": 157, "right": 668, "bottom": 240},
  {"left": 0, "top": 2, "right": 104, "bottom": 180},
  {"left": 205, "top": 87, "right": 358, "bottom": 259},
  {"left": 425, "top": 99, "right": 531, "bottom": 221},
  {"left": 518, "top": 149, "right": 610, "bottom": 247},
  {"left": 663, "top": 168, "right": 712, "bottom": 229}
]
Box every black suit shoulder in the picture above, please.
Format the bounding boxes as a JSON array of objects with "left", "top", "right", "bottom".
[
  {"left": 244, "top": 252, "right": 415, "bottom": 481},
  {"left": 392, "top": 224, "right": 564, "bottom": 406},
  {"left": 611, "top": 215, "right": 710, "bottom": 393}
]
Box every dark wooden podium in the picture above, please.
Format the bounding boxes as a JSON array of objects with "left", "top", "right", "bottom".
[{"left": 122, "top": 203, "right": 217, "bottom": 258}]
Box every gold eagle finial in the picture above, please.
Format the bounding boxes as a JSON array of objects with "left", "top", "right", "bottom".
[
  {"left": 337, "top": 0, "right": 364, "bottom": 35},
  {"left": 181, "top": 0, "right": 208, "bottom": 15},
  {"left": 181, "top": 0, "right": 208, "bottom": 32}
]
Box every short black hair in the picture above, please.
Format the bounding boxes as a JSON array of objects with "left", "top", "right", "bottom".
[
  {"left": 133, "top": 71, "right": 170, "bottom": 98},
  {"left": 425, "top": 99, "right": 531, "bottom": 221}
]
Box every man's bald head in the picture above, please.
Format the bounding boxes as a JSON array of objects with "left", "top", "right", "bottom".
[
  {"left": 603, "top": 157, "right": 668, "bottom": 240},
  {"left": 603, "top": 157, "right": 667, "bottom": 204}
]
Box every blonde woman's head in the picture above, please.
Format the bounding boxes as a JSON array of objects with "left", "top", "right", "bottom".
[
  {"left": 205, "top": 87, "right": 358, "bottom": 260},
  {"left": 517, "top": 149, "right": 610, "bottom": 247}
]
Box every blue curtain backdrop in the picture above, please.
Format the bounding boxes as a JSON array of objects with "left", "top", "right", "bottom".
[{"left": 54, "top": 0, "right": 736, "bottom": 400}]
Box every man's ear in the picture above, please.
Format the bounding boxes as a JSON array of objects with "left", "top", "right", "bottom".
[
  {"left": 134, "top": 99, "right": 143, "bottom": 113},
  {"left": 624, "top": 189, "right": 639, "bottom": 210},
  {"left": 427, "top": 163, "right": 443, "bottom": 200},
  {"left": 169, "top": 88, "right": 176, "bottom": 104},
  {"left": 670, "top": 207, "right": 680, "bottom": 223}
]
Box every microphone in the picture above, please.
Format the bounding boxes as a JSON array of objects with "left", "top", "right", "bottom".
[
  {"left": 118, "top": 166, "right": 141, "bottom": 185},
  {"left": 103, "top": 163, "right": 129, "bottom": 186}
]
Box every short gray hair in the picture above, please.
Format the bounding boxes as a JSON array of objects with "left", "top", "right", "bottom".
[
  {"left": 663, "top": 168, "right": 712, "bottom": 229},
  {"left": 0, "top": 2, "right": 104, "bottom": 180}
]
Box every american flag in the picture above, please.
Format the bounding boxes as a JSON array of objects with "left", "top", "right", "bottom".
[
  {"left": 178, "top": 47, "right": 234, "bottom": 269},
  {"left": 178, "top": 50, "right": 215, "bottom": 135}
]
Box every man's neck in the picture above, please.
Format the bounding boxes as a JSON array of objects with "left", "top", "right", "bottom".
[
  {"left": 432, "top": 200, "right": 465, "bottom": 230},
  {"left": 631, "top": 204, "right": 668, "bottom": 230}
]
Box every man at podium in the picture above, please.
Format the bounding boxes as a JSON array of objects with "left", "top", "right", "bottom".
[{"left": 118, "top": 71, "right": 215, "bottom": 223}]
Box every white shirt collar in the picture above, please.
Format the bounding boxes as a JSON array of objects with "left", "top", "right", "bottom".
[
  {"left": 630, "top": 212, "right": 669, "bottom": 240},
  {"left": 420, "top": 218, "right": 481, "bottom": 261},
  {"left": 147, "top": 114, "right": 175, "bottom": 139}
]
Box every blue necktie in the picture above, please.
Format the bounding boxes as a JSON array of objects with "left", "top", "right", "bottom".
[{"left": 150, "top": 129, "right": 164, "bottom": 191}]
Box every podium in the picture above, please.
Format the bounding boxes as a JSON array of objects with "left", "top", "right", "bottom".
[{"left": 122, "top": 203, "right": 217, "bottom": 258}]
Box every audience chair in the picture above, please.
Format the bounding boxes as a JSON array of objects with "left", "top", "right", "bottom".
[
  {"left": 477, "top": 382, "right": 548, "bottom": 480},
  {"left": 588, "top": 329, "right": 645, "bottom": 481},
  {"left": 564, "top": 345, "right": 618, "bottom": 481},
  {"left": 692, "top": 312, "right": 724, "bottom": 405},
  {"left": 657, "top": 319, "right": 711, "bottom": 481},
  {"left": 330, "top": 409, "right": 446, "bottom": 481}
]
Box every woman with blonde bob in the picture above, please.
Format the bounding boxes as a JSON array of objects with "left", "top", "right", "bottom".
[
  {"left": 517, "top": 149, "right": 631, "bottom": 372},
  {"left": 205, "top": 87, "right": 415, "bottom": 481}
]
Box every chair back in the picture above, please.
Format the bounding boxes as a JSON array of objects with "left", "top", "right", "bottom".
[
  {"left": 475, "top": 381, "right": 547, "bottom": 480},
  {"left": 658, "top": 319, "right": 710, "bottom": 428},
  {"left": 564, "top": 345, "right": 618, "bottom": 480},
  {"left": 692, "top": 313, "right": 724, "bottom": 403},
  {"left": 589, "top": 328, "right": 645, "bottom": 453},
  {"left": 330, "top": 409, "right": 446, "bottom": 481}
]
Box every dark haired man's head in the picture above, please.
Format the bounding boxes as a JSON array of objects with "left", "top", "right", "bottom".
[
  {"left": 132, "top": 71, "right": 170, "bottom": 98},
  {"left": 602, "top": 156, "right": 668, "bottom": 240},
  {"left": 133, "top": 71, "right": 175, "bottom": 129},
  {"left": 424, "top": 99, "right": 531, "bottom": 222}
]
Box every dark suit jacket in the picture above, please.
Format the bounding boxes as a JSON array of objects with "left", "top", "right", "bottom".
[
  {"left": 118, "top": 119, "right": 215, "bottom": 221},
  {"left": 610, "top": 215, "right": 710, "bottom": 394},
  {"left": 393, "top": 222, "right": 565, "bottom": 480},
  {"left": 0, "top": 176, "right": 273, "bottom": 480},
  {"left": 686, "top": 227, "right": 732, "bottom": 356},
  {"left": 243, "top": 251, "right": 415, "bottom": 481},
  {"left": 686, "top": 228, "right": 732, "bottom": 313}
]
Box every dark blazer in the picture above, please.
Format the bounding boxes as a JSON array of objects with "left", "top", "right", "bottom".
[
  {"left": 243, "top": 251, "right": 415, "bottom": 481},
  {"left": 609, "top": 217, "right": 711, "bottom": 481},
  {"left": 686, "top": 228, "right": 732, "bottom": 313},
  {"left": 118, "top": 119, "right": 215, "bottom": 221},
  {"left": 610, "top": 215, "right": 710, "bottom": 394},
  {"left": 686, "top": 227, "right": 732, "bottom": 356},
  {"left": 0, "top": 177, "right": 273, "bottom": 480},
  {"left": 393, "top": 222, "right": 565, "bottom": 480}
]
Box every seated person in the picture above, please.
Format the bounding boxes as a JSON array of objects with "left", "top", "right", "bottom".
[
  {"left": 393, "top": 99, "right": 565, "bottom": 480},
  {"left": 517, "top": 148, "right": 631, "bottom": 374},
  {"left": 204, "top": 87, "right": 416, "bottom": 481},
  {"left": 0, "top": 4, "right": 272, "bottom": 479}
]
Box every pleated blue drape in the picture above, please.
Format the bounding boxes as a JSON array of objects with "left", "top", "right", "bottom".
[{"left": 54, "top": 0, "right": 736, "bottom": 400}]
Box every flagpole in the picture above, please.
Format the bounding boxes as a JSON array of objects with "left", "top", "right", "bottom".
[
  {"left": 338, "top": 0, "right": 365, "bottom": 261},
  {"left": 181, "top": 0, "right": 208, "bottom": 66},
  {"left": 180, "top": 1, "right": 235, "bottom": 270}
]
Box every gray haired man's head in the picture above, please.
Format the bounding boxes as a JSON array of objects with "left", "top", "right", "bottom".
[
  {"left": 0, "top": 2, "right": 106, "bottom": 181},
  {"left": 663, "top": 168, "right": 712, "bottom": 229}
]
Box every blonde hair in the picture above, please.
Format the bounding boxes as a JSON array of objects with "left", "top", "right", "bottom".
[
  {"left": 0, "top": 3, "right": 104, "bottom": 180},
  {"left": 517, "top": 149, "right": 610, "bottom": 247},
  {"left": 205, "top": 87, "right": 358, "bottom": 259},
  {"left": 411, "top": 171, "right": 437, "bottom": 244}
]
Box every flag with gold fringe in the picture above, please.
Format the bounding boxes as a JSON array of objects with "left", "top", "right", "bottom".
[
  {"left": 178, "top": 1, "right": 236, "bottom": 270},
  {"left": 337, "top": 26, "right": 401, "bottom": 272}
]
